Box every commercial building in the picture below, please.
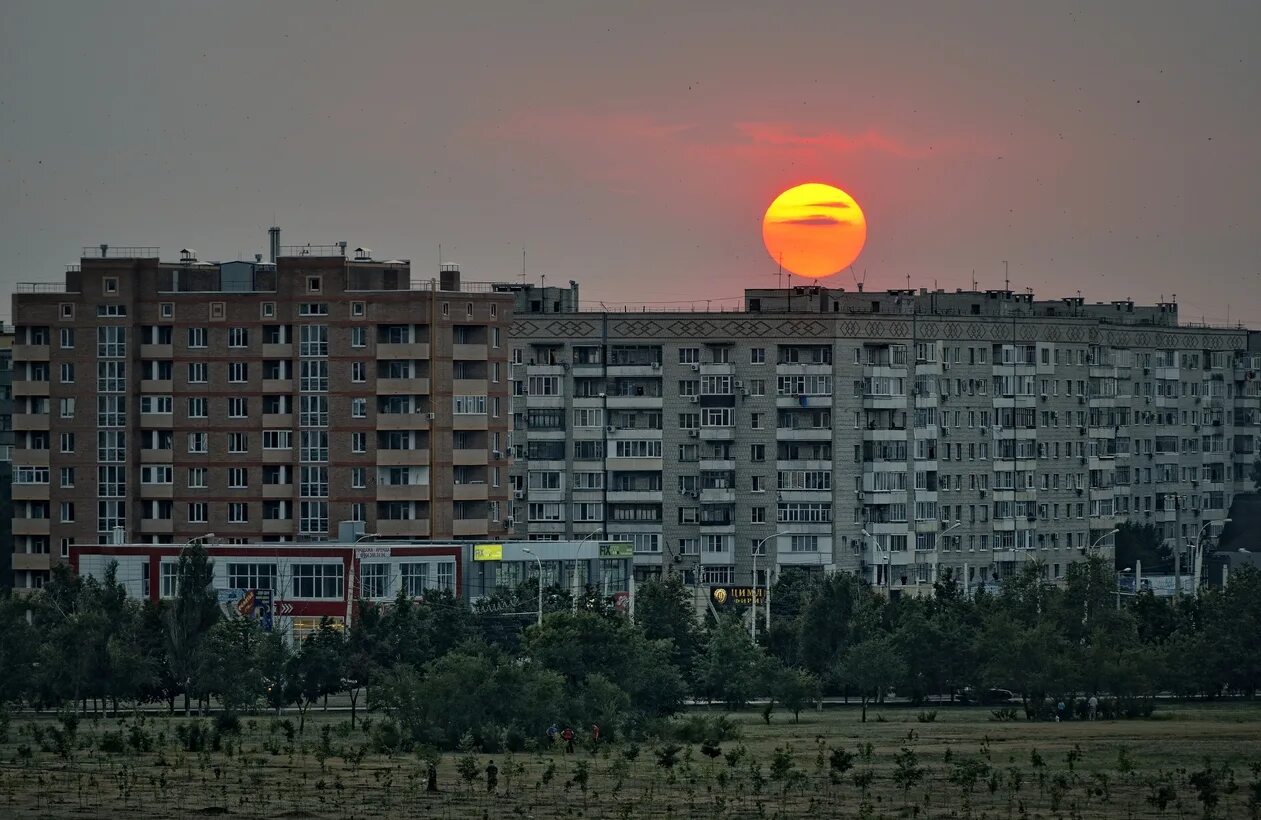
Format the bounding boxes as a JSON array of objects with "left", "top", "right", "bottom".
[
  {"left": 508, "top": 285, "right": 1261, "bottom": 597},
  {"left": 9, "top": 236, "right": 514, "bottom": 589},
  {"left": 72, "top": 537, "right": 634, "bottom": 640}
]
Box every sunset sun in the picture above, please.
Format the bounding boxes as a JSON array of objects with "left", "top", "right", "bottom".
[{"left": 762, "top": 182, "right": 867, "bottom": 278}]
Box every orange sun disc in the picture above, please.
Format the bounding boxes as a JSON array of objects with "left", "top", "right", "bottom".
[{"left": 762, "top": 182, "right": 867, "bottom": 278}]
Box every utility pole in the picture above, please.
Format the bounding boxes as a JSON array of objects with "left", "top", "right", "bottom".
[{"left": 1171, "top": 494, "right": 1181, "bottom": 599}]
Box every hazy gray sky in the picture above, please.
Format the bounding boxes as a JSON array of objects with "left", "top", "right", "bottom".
[{"left": 2, "top": 1, "right": 1258, "bottom": 323}]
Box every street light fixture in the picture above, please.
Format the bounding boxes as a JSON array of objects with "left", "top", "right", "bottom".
[
  {"left": 521, "top": 548, "right": 544, "bottom": 628},
  {"left": 1185, "top": 518, "right": 1230, "bottom": 596},
  {"left": 750, "top": 531, "right": 801, "bottom": 639},
  {"left": 572, "top": 528, "right": 604, "bottom": 612}
]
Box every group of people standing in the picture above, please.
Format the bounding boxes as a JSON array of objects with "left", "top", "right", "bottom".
[{"left": 546, "top": 722, "right": 600, "bottom": 752}]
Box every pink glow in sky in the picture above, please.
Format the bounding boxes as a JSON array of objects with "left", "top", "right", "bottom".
[{"left": 1, "top": 1, "right": 1258, "bottom": 323}]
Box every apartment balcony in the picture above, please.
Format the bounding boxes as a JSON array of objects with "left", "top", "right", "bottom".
[
  {"left": 605, "top": 456, "right": 663, "bottom": 472},
  {"left": 377, "top": 449, "right": 429, "bottom": 466},
  {"left": 378, "top": 412, "right": 430, "bottom": 430},
  {"left": 699, "top": 363, "right": 735, "bottom": 376},
  {"left": 262, "top": 448, "right": 293, "bottom": 464},
  {"left": 13, "top": 552, "right": 51, "bottom": 572},
  {"left": 525, "top": 394, "right": 567, "bottom": 410},
  {"left": 13, "top": 343, "right": 50, "bottom": 362},
  {"left": 378, "top": 519, "right": 431, "bottom": 538},
  {"left": 12, "top": 482, "right": 49, "bottom": 502},
  {"left": 776, "top": 395, "right": 832, "bottom": 409},
  {"left": 140, "top": 484, "right": 174, "bottom": 500},
  {"left": 140, "top": 343, "right": 173, "bottom": 359},
  {"left": 699, "top": 458, "right": 736, "bottom": 471},
  {"left": 13, "top": 413, "right": 49, "bottom": 431},
  {"left": 262, "top": 413, "right": 293, "bottom": 428},
  {"left": 453, "top": 448, "right": 488, "bottom": 466},
  {"left": 776, "top": 363, "right": 833, "bottom": 375},
  {"left": 700, "top": 488, "right": 735, "bottom": 504},
  {"left": 699, "top": 549, "right": 734, "bottom": 566},
  {"left": 605, "top": 364, "right": 661, "bottom": 378},
  {"left": 377, "top": 342, "right": 430, "bottom": 360},
  {"left": 263, "top": 483, "right": 293, "bottom": 499},
  {"left": 700, "top": 426, "right": 735, "bottom": 441},
  {"left": 139, "top": 518, "right": 174, "bottom": 535},
  {"left": 606, "top": 394, "right": 663, "bottom": 409},
  {"left": 525, "top": 363, "right": 565, "bottom": 376},
  {"left": 775, "top": 427, "right": 832, "bottom": 440},
  {"left": 778, "top": 489, "right": 833, "bottom": 503},
  {"left": 13, "top": 380, "right": 49, "bottom": 397},
  {"left": 377, "top": 377, "right": 429, "bottom": 395},
  {"left": 12, "top": 446, "right": 48, "bottom": 466},
  {"left": 571, "top": 362, "right": 603, "bottom": 378},
  {"left": 453, "top": 414, "right": 488, "bottom": 431},
  {"left": 606, "top": 490, "right": 663, "bottom": 503},
  {"left": 262, "top": 518, "right": 293, "bottom": 535},
  {"left": 453, "top": 482, "right": 488, "bottom": 502},
  {"left": 13, "top": 519, "right": 50, "bottom": 536},
  {"left": 262, "top": 342, "right": 293, "bottom": 358},
  {"left": 262, "top": 378, "right": 293, "bottom": 393},
  {"left": 140, "top": 379, "right": 173, "bottom": 394},
  {"left": 862, "top": 394, "right": 906, "bottom": 409},
  {"left": 452, "top": 343, "right": 488, "bottom": 361},
  {"left": 140, "top": 448, "right": 173, "bottom": 463},
  {"left": 452, "top": 518, "right": 488, "bottom": 537},
  {"left": 378, "top": 484, "right": 431, "bottom": 502}
]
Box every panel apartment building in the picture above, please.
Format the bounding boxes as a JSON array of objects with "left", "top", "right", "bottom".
[
  {"left": 9, "top": 238, "right": 513, "bottom": 589},
  {"left": 508, "top": 285, "right": 1261, "bottom": 595}
]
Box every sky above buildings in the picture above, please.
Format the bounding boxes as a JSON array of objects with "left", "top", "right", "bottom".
[{"left": 2, "top": 1, "right": 1258, "bottom": 324}]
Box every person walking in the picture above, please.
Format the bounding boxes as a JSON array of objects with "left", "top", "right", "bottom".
[
  {"left": 1088, "top": 695, "right": 1099, "bottom": 721},
  {"left": 485, "top": 760, "right": 498, "bottom": 793},
  {"left": 1056, "top": 700, "right": 1066, "bottom": 723},
  {"left": 561, "top": 725, "right": 576, "bottom": 753},
  {"left": 591, "top": 723, "right": 601, "bottom": 745},
  {"left": 546, "top": 723, "right": 558, "bottom": 747}
]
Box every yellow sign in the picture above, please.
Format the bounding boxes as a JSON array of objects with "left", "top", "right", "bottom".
[{"left": 473, "top": 543, "right": 503, "bottom": 562}]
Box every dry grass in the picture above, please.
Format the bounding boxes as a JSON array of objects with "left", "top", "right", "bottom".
[{"left": 2, "top": 702, "right": 1259, "bottom": 818}]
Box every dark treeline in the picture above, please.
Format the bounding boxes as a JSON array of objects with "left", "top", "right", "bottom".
[{"left": 1, "top": 545, "right": 1259, "bottom": 749}]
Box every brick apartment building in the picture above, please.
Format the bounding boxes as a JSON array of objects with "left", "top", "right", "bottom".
[{"left": 9, "top": 235, "right": 513, "bottom": 589}]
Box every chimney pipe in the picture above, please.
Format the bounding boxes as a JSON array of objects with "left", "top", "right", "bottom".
[{"left": 268, "top": 226, "right": 280, "bottom": 263}]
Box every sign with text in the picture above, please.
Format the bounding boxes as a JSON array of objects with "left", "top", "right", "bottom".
[
  {"left": 355, "top": 545, "right": 392, "bottom": 559},
  {"left": 474, "top": 543, "right": 503, "bottom": 561},
  {"left": 253, "top": 589, "right": 274, "bottom": 632},
  {"left": 710, "top": 586, "right": 766, "bottom": 607},
  {"left": 599, "top": 542, "right": 634, "bottom": 558}
]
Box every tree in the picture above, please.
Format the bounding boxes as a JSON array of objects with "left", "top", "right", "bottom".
[
  {"left": 255, "top": 629, "right": 293, "bottom": 715},
  {"left": 696, "top": 615, "right": 768, "bottom": 710},
  {"left": 163, "top": 544, "right": 220, "bottom": 715},
  {"left": 634, "top": 576, "right": 701, "bottom": 681},
  {"left": 836, "top": 635, "right": 904, "bottom": 723},
  {"left": 197, "top": 618, "right": 264, "bottom": 713},
  {"left": 1251, "top": 458, "right": 1261, "bottom": 492},
  {"left": 286, "top": 619, "right": 345, "bottom": 733},
  {"left": 795, "top": 573, "right": 877, "bottom": 680},
  {"left": 774, "top": 666, "right": 821, "bottom": 722},
  {"left": 0, "top": 593, "right": 38, "bottom": 708},
  {"left": 1115, "top": 522, "right": 1170, "bottom": 573}
]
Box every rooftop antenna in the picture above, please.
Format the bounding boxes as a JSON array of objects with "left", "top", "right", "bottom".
[
  {"left": 522, "top": 247, "right": 527, "bottom": 285},
  {"left": 906, "top": 273, "right": 911, "bottom": 290},
  {"left": 438, "top": 243, "right": 443, "bottom": 268},
  {"left": 1003, "top": 260, "right": 1010, "bottom": 291},
  {"left": 971, "top": 270, "right": 977, "bottom": 290},
  {"left": 776, "top": 253, "right": 784, "bottom": 290}
]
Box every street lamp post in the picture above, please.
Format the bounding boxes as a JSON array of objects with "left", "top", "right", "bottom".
[
  {"left": 1115, "top": 567, "right": 1134, "bottom": 611},
  {"left": 1186, "top": 518, "right": 1230, "bottom": 597},
  {"left": 522, "top": 548, "right": 544, "bottom": 628},
  {"left": 572, "top": 528, "right": 604, "bottom": 612},
  {"left": 1082, "top": 529, "right": 1119, "bottom": 626},
  {"left": 937, "top": 522, "right": 962, "bottom": 584},
  {"left": 750, "top": 531, "right": 800, "bottom": 640},
  {"left": 860, "top": 528, "right": 883, "bottom": 590}
]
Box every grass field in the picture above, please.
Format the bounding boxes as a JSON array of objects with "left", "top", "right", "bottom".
[{"left": 2, "top": 702, "right": 1259, "bottom": 818}]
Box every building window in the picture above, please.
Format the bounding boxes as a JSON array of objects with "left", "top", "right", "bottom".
[
  {"left": 750, "top": 347, "right": 766, "bottom": 364},
  {"left": 361, "top": 563, "right": 389, "bottom": 599},
  {"left": 60, "top": 467, "right": 75, "bottom": 488},
  {"left": 352, "top": 432, "right": 367, "bottom": 453},
  {"left": 352, "top": 397, "right": 367, "bottom": 418},
  {"left": 228, "top": 362, "right": 248, "bottom": 383},
  {"left": 187, "top": 362, "right": 208, "bottom": 383},
  {"left": 751, "top": 506, "right": 766, "bottom": 523},
  {"left": 187, "top": 327, "right": 207, "bottom": 348},
  {"left": 187, "top": 433, "right": 208, "bottom": 454},
  {"left": 59, "top": 397, "right": 75, "bottom": 419},
  {"left": 60, "top": 502, "right": 75, "bottom": 523},
  {"left": 59, "top": 432, "right": 75, "bottom": 453},
  {"left": 228, "top": 563, "right": 277, "bottom": 591},
  {"left": 188, "top": 467, "right": 207, "bottom": 488},
  {"left": 351, "top": 301, "right": 366, "bottom": 317},
  {"left": 351, "top": 327, "right": 366, "bottom": 348},
  {"left": 160, "top": 563, "right": 180, "bottom": 598},
  {"left": 188, "top": 502, "right": 208, "bottom": 523},
  {"left": 228, "top": 503, "right": 249, "bottom": 523},
  {"left": 228, "top": 327, "right": 249, "bottom": 348},
  {"left": 229, "top": 432, "right": 249, "bottom": 453},
  {"left": 228, "top": 397, "right": 248, "bottom": 418},
  {"left": 229, "top": 467, "right": 248, "bottom": 488},
  {"left": 306, "top": 276, "right": 322, "bottom": 294},
  {"left": 400, "top": 563, "right": 429, "bottom": 597},
  {"left": 291, "top": 563, "right": 343, "bottom": 598},
  {"left": 352, "top": 362, "right": 366, "bottom": 382},
  {"left": 187, "top": 397, "right": 207, "bottom": 418}
]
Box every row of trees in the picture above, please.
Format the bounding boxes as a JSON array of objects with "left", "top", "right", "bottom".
[{"left": 1, "top": 545, "right": 1259, "bottom": 746}]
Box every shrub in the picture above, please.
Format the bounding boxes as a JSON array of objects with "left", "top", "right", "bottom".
[
  {"left": 214, "top": 711, "right": 242, "bottom": 735},
  {"left": 917, "top": 710, "right": 938, "bottom": 723},
  {"left": 127, "top": 723, "right": 154, "bottom": 753},
  {"left": 98, "top": 730, "right": 127, "bottom": 754},
  {"left": 174, "top": 721, "right": 208, "bottom": 753},
  {"left": 370, "top": 719, "right": 404, "bottom": 755},
  {"left": 672, "top": 714, "right": 740, "bottom": 744},
  {"left": 990, "top": 708, "right": 1019, "bottom": 722}
]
